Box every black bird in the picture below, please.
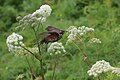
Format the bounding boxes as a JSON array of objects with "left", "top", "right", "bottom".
[{"left": 39, "top": 26, "right": 65, "bottom": 44}]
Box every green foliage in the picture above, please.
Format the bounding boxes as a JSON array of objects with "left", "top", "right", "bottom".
[{"left": 0, "top": 0, "right": 120, "bottom": 80}]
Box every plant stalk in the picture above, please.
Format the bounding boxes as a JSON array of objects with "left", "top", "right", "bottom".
[
  {"left": 20, "top": 45, "right": 41, "bottom": 61},
  {"left": 25, "top": 56, "right": 36, "bottom": 80},
  {"left": 32, "top": 27, "right": 44, "bottom": 80},
  {"left": 52, "top": 61, "right": 57, "bottom": 80}
]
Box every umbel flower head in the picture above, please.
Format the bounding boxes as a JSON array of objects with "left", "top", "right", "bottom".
[
  {"left": 67, "top": 26, "right": 78, "bottom": 42},
  {"left": 32, "top": 4, "right": 52, "bottom": 17},
  {"left": 17, "top": 4, "right": 52, "bottom": 29},
  {"left": 67, "top": 26, "right": 94, "bottom": 42},
  {"left": 89, "top": 38, "right": 101, "bottom": 44},
  {"left": 87, "top": 60, "right": 120, "bottom": 77},
  {"left": 87, "top": 60, "right": 112, "bottom": 77},
  {"left": 6, "top": 32, "right": 24, "bottom": 52},
  {"left": 47, "top": 42, "right": 66, "bottom": 56},
  {"left": 78, "top": 26, "right": 94, "bottom": 35}
]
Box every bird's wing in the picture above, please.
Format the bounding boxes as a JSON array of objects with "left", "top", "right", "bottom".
[
  {"left": 40, "top": 32, "right": 59, "bottom": 44},
  {"left": 46, "top": 33, "right": 59, "bottom": 41},
  {"left": 38, "top": 31, "right": 59, "bottom": 36},
  {"left": 46, "top": 26, "right": 63, "bottom": 33}
]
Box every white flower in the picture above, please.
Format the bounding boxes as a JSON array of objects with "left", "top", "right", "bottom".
[
  {"left": 67, "top": 26, "right": 79, "bottom": 42},
  {"left": 87, "top": 60, "right": 112, "bottom": 77},
  {"left": 37, "top": 17, "right": 46, "bottom": 22},
  {"left": 78, "top": 26, "right": 94, "bottom": 35},
  {"left": 39, "top": 4, "right": 52, "bottom": 17},
  {"left": 111, "top": 67, "right": 120, "bottom": 76},
  {"left": 32, "top": 4, "right": 52, "bottom": 18},
  {"left": 47, "top": 42, "right": 66, "bottom": 56},
  {"left": 67, "top": 26, "right": 76, "bottom": 32},
  {"left": 67, "top": 26, "right": 94, "bottom": 43},
  {"left": 88, "top": 60, "right": 120, "bottom": 77},
  {"left": 6, "top": 32, "right": 24, "bottom": 52},
  {"left": 89, "top": 38, "right": 101, "bottom": 44},
  {"left": 86, "top": 27, "right": 94, "bottom": 32},
  {"left": 17, "top": 4, "right": 52, "bottom": 29},
  {"left": 67, "top": 26, "right": 78, "bottom": 34},
  {"left": 67, "top": 33, "right": 76, "bottom": 42}
]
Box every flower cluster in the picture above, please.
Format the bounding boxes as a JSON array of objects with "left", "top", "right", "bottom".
[
  {"left": 78, "top": 26, "right": 94, "bottom": 35},
  {"left": 87, "top": 60, "right": 112, "bottom": 77},
  {"left": 32, "top": 4, "right": 52, "bottom": 17},
  {"left": 89, "top": 38, "right": 101, "bottom": 44},
  {"left": 17, "top": 4, "right": 52, "bottom": 29},
  {"left": 6, "top": 32, "right": 24, "bottom": 52},
  {"left": 47, "top": 42, "right": 66, "bottom": 56},
  {"left": 111, "top": 67, "right": 120, "bottom": 76},
  {"left": 87, "top": 60, "right": 120, "bottom": 77},
  {"left": 67, "top": 26, "right": 78, "bottom": 42},
  {"left": 67, "top": 26, "right": 94, "bottom": 42}
]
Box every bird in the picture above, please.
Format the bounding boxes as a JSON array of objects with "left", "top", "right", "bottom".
[{"left": 38, "top": 26, "right": 65, "bottom": 44}]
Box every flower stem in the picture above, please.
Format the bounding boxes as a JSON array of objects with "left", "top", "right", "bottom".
[
  {"left": 20, "top": 45, "right": 41, "bottom": 61},
  {"left": 25, "top": 56, "right": 36, "bottom": 80},
  {"left": 72, "top": 41, "right": 91, "bottom": 66},
  {"left": 40, "top": 22, "right": 44, "bottom": 32},
  {"left": 52, "top": 61, "right": 57, "bottom": 80},
  {"left": 81, "top": 39, "right": 92, "bottom": 66},
  {"left": 32, "top": 27, "right": 44, "bottom": 80},
  {"left": 36, "top": 20, "right": 41, "bottom": 33},
  {"left": 97, "top": 76, "right": 101, "bottom": 80},
  {"left": 36, "top": 16, "right": 43, "bottom": 33}
]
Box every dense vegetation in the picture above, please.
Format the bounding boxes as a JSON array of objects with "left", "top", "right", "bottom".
[{"left": 0, "top": 0, "right": 120, "bottom": 80}]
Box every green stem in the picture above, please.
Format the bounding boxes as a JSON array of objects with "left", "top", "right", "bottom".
[
  {"left": 96, "top": 45, "right": 99, "bottom": 60},
  {"left": 20, "top": 45, "right": 41, "bottom": 61},
  {"left": 72, "top": 41, "right": 91, "bottom": 66},
  {"left": 36, "top": 16, "right": 43, "bottom": 33},
  {"left": 52, "top": 61, "right": 57, "bottom": 80},
  {"left": 40, "top": 22, "right": 44, "bottom": 31},
  {"left": 81, "top": 39, "right": 92, "bottom": 66},
  {"left": 32, "top": 27, "right": 44, "bottom": 80},
  {"left": 25, "top": 56, "right": 36, "bottom": 80},
  {"left": 97, "top": 76, "right": 101, "bottom": 80},
  {"left": 72, "top": 41, "right": 82, "bottom": 52},
  {"left": 32, "top": 27, "right": 41, "bottom": 55}
]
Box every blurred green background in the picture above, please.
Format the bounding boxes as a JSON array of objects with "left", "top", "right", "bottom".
[{"left": 0, "top": 0, "right": 120, "bottom": 80}]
